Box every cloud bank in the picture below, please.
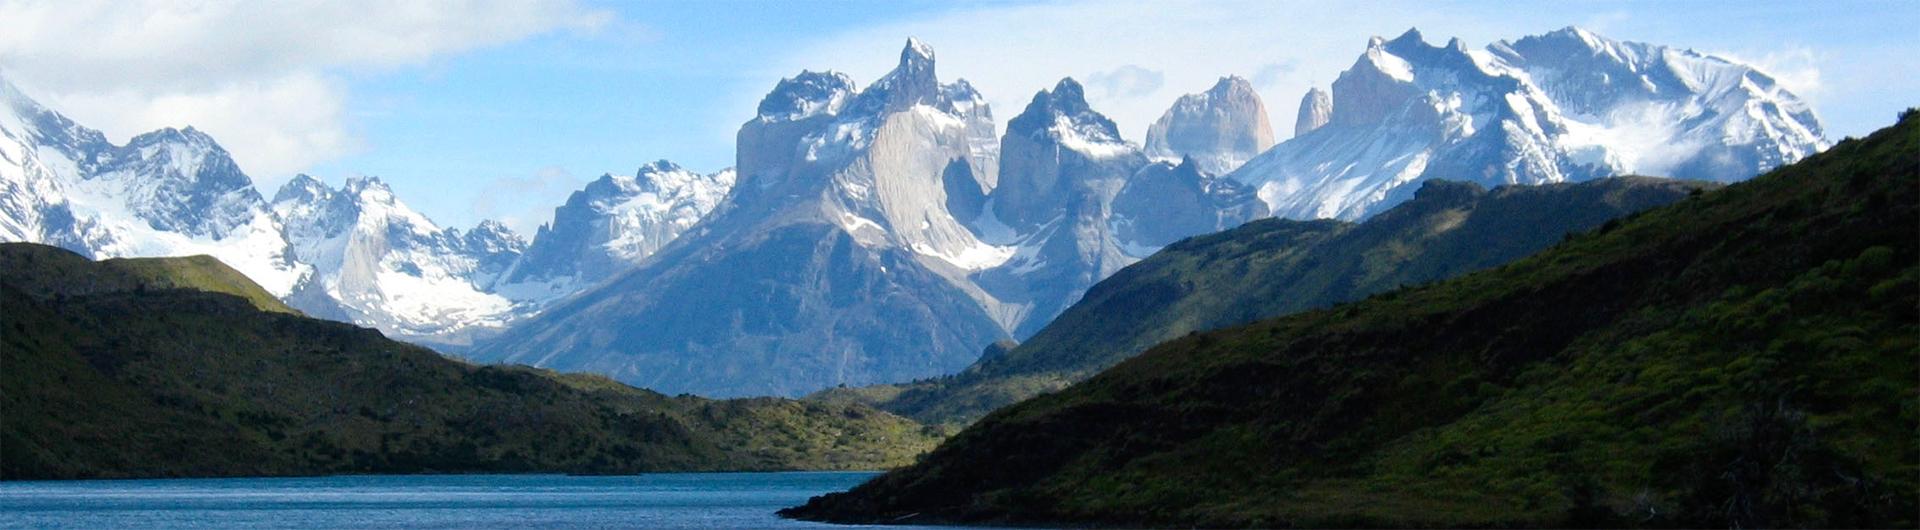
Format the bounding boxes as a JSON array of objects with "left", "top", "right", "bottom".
[{"left": 0, "top": 0, "right": 610, "bottom": 185}]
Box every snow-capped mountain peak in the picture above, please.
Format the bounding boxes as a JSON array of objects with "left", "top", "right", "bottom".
[
  {"left": 1009, "top": 78, "right": 1129, "bottom": 158},
  {"left": 2, "top": 73, "right": 305, "bottom": 295},
  {"left": 493, "top": 161, "right": 734, "bottom": 297},
  {"left": 272, "top": 174, "right": 529, "bottom": 344},
  {"left": 755, "top": 71, "right": 855, "bottom": 123},
  {"left": 1230, "top": 26, "right": 1825, "bottom": 221}
]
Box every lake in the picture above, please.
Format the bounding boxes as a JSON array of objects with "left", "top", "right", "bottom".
[{"left": 0, "top": 472, "right": 962, "bottom": 529}]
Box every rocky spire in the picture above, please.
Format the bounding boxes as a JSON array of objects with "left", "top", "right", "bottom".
[
  {"left": 849, "top": 38, "right": 943, "bottom": 114},
  {"left": 1294, "top": 86, "right": 1332, "bottom": 137},
  {"left": 1142, "top": 75, "right": 1275, "bottom": 175}
]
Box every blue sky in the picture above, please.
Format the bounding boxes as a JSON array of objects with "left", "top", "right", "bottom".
[{"left": 3, "top": 0, "right": 1913, "bottom": 234}]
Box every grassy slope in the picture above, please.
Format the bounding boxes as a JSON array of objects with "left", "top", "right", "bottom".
[
  {"left": 875, "top": 176, "right": 1709, "bottom": 426},
  {"left": 107, "top": 254, "right": 301, "bottom": 314},
  {"left": 785, "top": 113, "right": 1919, "bottom": 528},
  {"left": 0, "top": 247, "right": 296, "bottom": 314},
  {"left": 1, "top": 244, "right": 939, "bottom": 479}
]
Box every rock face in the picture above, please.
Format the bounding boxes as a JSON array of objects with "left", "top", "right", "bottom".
[
  {"left": 1111, "top": 156, "right": 1268, "bottom": 250},
  {"left": 1143, "top": 76, "right": 1275, "bottom": 175},
  {"left": 1293, "top": 87, "right": 1331, "bottom": 137},
  {"left": 471, "top": 39, "right": 1013, "bottom": 398},
  {"left": 494, "top": 160, "right": 733, "bottom": 299},
  {"left": 975, "top": 78, "right": 1145, "bottom": 337},
  {"left": 1231, "top": 26, "right": 1826, "bottom": 221}
]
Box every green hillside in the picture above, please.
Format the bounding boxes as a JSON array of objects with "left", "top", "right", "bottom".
[
  {"left": 0, "top": 246, "right": 297, "bottom": 314},
  {"left": 868, "top": 176, "right": 1709, "bottom": 426},
  {"left": 784, "top": 112, "right": 1919, "bottom": 528},
  {"left": 1, "top": 244, "right": 938, "bottom": 479}
]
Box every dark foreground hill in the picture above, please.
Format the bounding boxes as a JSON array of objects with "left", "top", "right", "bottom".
[
  {"left": 784, "top": 113, "right": 1919, "bottom": 528},
  {"left": 858, "top": 175, "right": 1710, "bottom": 426},
  {"left": 0, "top": 243, "right": 938, "bottom": 480}
]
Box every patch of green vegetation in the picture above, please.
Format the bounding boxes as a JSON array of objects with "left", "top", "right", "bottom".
[
  {"left": 784, "top": 111, "right": 1920, "bottom": 528},
  {"left": 0, "top": 245, "right": 939, "bottom": 480},
  {"left": 0, "top": 245, "right": 296, "bottom": 314},
  {"left": 879, "top": 173, "right": 1711, "bottom": 426},
  {"left": 107, "top": 254, "right": 300, "bottom": 314}
]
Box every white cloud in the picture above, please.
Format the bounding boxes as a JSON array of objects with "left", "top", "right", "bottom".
[
  {"left": 1250, "top": 61, "right": 1300, "bottom": 90},
  {"left": 0, "top": 0, "right": 610, "bottom": 185},
  {"left": 470, "top": 166, "right": 589, "bottom": 236},
  {"left": 1729, "top": 47, "right": 1825, "bottom": 101},
  {"left": 1085, "top": 65, "right": 1165, "bottom": 100}
]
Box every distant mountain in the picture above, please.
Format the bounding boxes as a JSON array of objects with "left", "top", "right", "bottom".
[
  {"left": 270, "top": 175, "right": 532, "bottom": 346},
  {"left": 0, "top": 74, "right": 732, "bottom": 346},
  {"left": 494, "top": 160, "right": 734, "bottom": 298},
  {"left": 1233, "top": 27, "right": 1826, "bottom": 221},
  {"left": 868, "top": 175, "right": 1708, "bottom": 425},
  {"left": 784, "top": 111, "right": 1917, "bottom": 528},
  {"left": 976, "top": 78, "right": 1147, "bottom": 337},
  {"left": 0, "top": 75, "right": 308, "bottom": 297},
  {"left": 1293, "top": 86, "right": 1331, "bottom": 137},
  {"left": 471, "top": 40, "right": 1014, "bottom": 398},
  {"left": 1143, "top": 76, "right": 1275, "bottom": 175},
  {"left": 474, "top": 29, "right": 1824, "bottom": 398},
  {"left": 1110, "top": 156, "right": 1268, "bottom": 251},
  {"left": 472, "top": 45, "right": 1272, "bottom": 396},
  {"left": 4, "top": 28, "right": 1836, "bottom": 399},
  {"left": 0, "top": 242, "right": 939, "bottom": 480}
]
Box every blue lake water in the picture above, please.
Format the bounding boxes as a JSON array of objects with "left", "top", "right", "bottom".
[{"left": 0, "top": 472, "right": 962, "bottom": 529}]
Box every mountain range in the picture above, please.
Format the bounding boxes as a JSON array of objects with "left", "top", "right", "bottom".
[
  {"left": 0, "top": 74, "right": 734, "bottom": 348},
  {"left": 1233, "top": 27, "right": 1825, "bottom": 220},
  {"left": 784, "top": 107, "right": 1916, "bottom": 530},
  {"left": 0, "top": 27, "right": 1827, "bottom": 397}
]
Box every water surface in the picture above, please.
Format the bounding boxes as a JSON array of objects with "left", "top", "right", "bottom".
[{"left": 0, "top": 472, "right": 957, "bottom": 529}]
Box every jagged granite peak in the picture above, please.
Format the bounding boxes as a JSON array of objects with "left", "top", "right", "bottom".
[
  {"left": 847, "top": 38, "right": 944, "bottom": 115},
  {"left": 474, "top": 40, "right": 1011, "bottom": 397},
  {"left": 1143, "top": 75, "right": 1276, "bottom": 175},
  {"left": 1294, "top": 86, "right": 1332, "bottom": 137},
  {"left": 1007, "top": 78, "right": 1121, "bottom": 141},
  {"left": 756, "top": 70, "right": 856, "bottom": 122},
  {"left": 992, "top": 77, "right": 1136, "bottom": 231},
  {"left": 978, "top": 77, "right": 1151, "bottom": 337},
  {"left": 494, "top": 161, "right": 734, "bottom": 296},
  {"left": 458, "top": 219, "right": 527, "bottom": 274},
  {"left": 272, "top": 174, "right": 330, "bottom": 204},
  {"left": 1230, "top": 26, "right": 1827, "bottom": 221},
  {"left": 941, "top": 78, "right": 1001, "bottom": 192}
]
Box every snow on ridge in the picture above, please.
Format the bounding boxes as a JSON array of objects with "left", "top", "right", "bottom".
[{"left": 1232, "top": 26, "right": 1826, "bottom": 221}]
